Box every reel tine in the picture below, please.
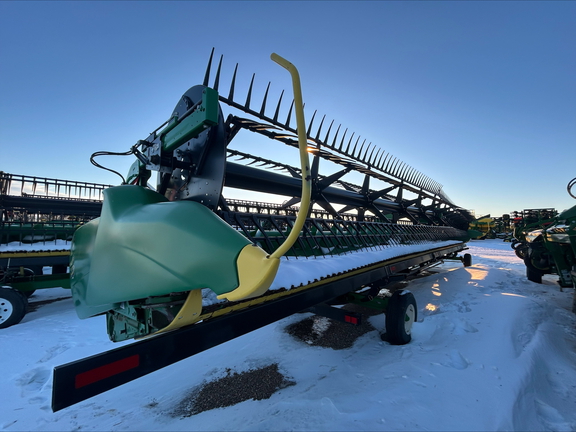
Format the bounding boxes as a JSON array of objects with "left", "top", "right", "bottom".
[
  {"left": 375, "top": 150, "right": 384, "bottom": 169},
  {"left": 344, "top": 132, "right": 355, "bottom": 155},
  {"left": 352, "top": 136, "right": 362, "bottom": 158},
  {"left": 331, "top": 124, "right": 342, "bottom": 149},
  {"left": 260, "top": 82, "right": 271, "bottom": 116},
  {"left": 338, "top": 128, "right": 348, "bottom": 152},
  {"left": 272, "top": 89, "right": 284, "bottom": 123},
  {"left": 361, "top": 141, "right": 371, "bottom": 162},
  {"left": 307, "top": 110, "right": 317, "bottom": 137},
  {"left": 323, "top": 119, "right": 334, "bottom": 145},
  {"left": 315, "top": 114, "right": 326, "bottom": 141},
  {"left": 385, "top": 156, "right": 396, "bottom": 173},
  {"left": 400, "top": 164, "right": 410, "bottom": 181},
  {"left": 368, "top": 146, "right": 378, "bottom": 166},
  {"left": 406, "top": 167, "right": 415, "bottom": 184},
  {"left": 245, "top": 73, "right": 255, "bottom": 109},
  {"left": 285, "top": 99, "right": 294, "bottom": 128},
  {"left": 228, "top": 63, "right": 238, "bottom": 101},
  {"left": 391, "top": 160, "right": 400, "bottom": 177},
  {"left": 203, "top": 47, "right": 215, "bottom": 87},
  {"left": 213, "top": 55, "right": 223, "bottom": 91}
]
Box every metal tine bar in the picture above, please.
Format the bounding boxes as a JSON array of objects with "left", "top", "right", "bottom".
[
  {"left": 323, "top": 119, "right": 334, "bottom": 146},
  {"left": 409, "top": 169, "right": 418, "bottom": 184},
  {"left": 313, "top": 219, "right": 336, "bottom": 257},
  {"left": 399, "top": 164, "right": 410, "bottom": 181},
  {"left": 345, "top": 221, "right": 366, "bottom": 251},
  {"left": 203, "top": 47, "right": 215, "bottom": 87},
  {"left": 228, "top": 63, "right": 238, "bottom": 101},
  {"left": 384, "top": 155, "right": 395, "bottom": 173},
  {"left": 367, "top": 145, "right": 377, "bottom": 165},
  {"left": 395, "top": 162, "right": 406, "bottom": 178},
  {"left": 386, "top": 157, "right": 397, "bottom": 175},
  {"left": 259, "top": 82, "right": 271, "bottom": 116},
  {"left": 310, "top": 219, "right": 331, "bottom": 255},
  {"left": 399, "top": 165, "right": 409, "bottom": 182},
  {"left": 262, "top": 215, "right": 287, "bottom": 252},
  {"left": 344, "top": 132, "right": 355, "bottom": 155},
  {"left": 351, "top": 136, "right": 362, "bottom": 158},
  {"left": 272, "top": 89, "right": 284, "bottom": 123},
  {"left": 381, "top": 153, "right": 393, "bottom": 171},
  {"left": 299, "top": 221, "right": 319, "bottom": 257},
  {"left": 315, "top": 114, "right": 326, "bottom": 141},
  {"left": 415, "top": 172, "right": 425, "bottom": 189},
  {"left": 328, "top": 219, "right": 350, "bottom": 252},
  {"left": 415, "top": 170, "right": 423, "bottom": 187},
  {"left": 306, "top": 110, "right": 317, "bottom": 138},
  {"left": 285, "top": 99, "right": 294, "bottom": 128},
  {"left": 337, "top": 128, "right": 348, "bottom": 152},
  {"left": 396, "top": 162, "right": 407, "bottom": 179},
  {"left": 357, "top": 139, "right": 368, "bottom": 160},
  {"left": 245, "top": 73, "right": 255, "bottom": 109},
  {"left": 376, "top": 152, "right": 385, "bottom": 170},
  {"left": 331, "top": 220, "right": 356, "bottom": 252},
  {"left": 213, "top": 55, "right": 223, "bottom": 91},
  {"left": 410, "top": 169, "right": 420, "bottom": 186},
  {"left": 419, "top": 175, "right": 427, "bottom": 190},
  {"left": 361, "top": 142, "right": 372, "bottom": 162}
]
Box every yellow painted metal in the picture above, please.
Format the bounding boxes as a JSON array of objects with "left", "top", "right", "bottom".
[
  {"left": 217, "top": 244, "right": 281, "bottom": 301},
  {"left": 151, "top": 289, "right": 203, "bottom": 335},
  {"left": 210, "top": 53, "right": 311, "bottom": 305},
  {"left": 269, "top": 53, "right": 312, "bottom": 260}
]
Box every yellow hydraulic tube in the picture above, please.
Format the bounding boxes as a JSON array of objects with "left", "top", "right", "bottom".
[
  {"left": 268, "top": 53, "right": 312, "bottom": 259},
  {"left": 216, "top": 53, "right": 312, "bottom": 302}
]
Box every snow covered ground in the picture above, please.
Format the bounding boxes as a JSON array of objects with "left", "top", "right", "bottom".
[{"left": 1, "top": 239, "right": 576, "bottom": 431}]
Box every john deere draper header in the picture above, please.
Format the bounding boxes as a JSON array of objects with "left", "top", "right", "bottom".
[{"left": 71, "top": 50, "right": 473, "bottom": 342}]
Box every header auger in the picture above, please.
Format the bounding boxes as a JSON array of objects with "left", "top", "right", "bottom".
[{"left": 50, "top": 51, "right": 475, "bottom": 411}]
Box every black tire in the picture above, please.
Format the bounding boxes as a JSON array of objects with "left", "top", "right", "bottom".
[
  {"left": 22, "top": 289, "right": 36, "bottom": 298},
  {"left": 383, "top": 290, "right": 417, "bottom": 345},
  {"left": 526, "top": 264, "right": 543, "bottom": 284},
  {"left": 0, "top": 286, "right": 28, "bottom": 329},
  {"left": 524, "top": 255, "right": 543, "bottom": 284},
  {"left": 463, "top": 253, "right": 472, "bottom": 267}
]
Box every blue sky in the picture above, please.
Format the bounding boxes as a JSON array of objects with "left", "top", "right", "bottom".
[{"left": 1, "top": 1, "right": 574, "bottom": 217}]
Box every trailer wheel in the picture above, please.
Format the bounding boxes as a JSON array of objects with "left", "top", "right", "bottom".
[
  {"left": 463, "top": 253, "right": 472, "bottom": 267},
  {"left": 0, "top": 286, "right": 28, "bottom": 329},
  {"left": 383, "top": 290, "right": 417, "bottom": 345}
]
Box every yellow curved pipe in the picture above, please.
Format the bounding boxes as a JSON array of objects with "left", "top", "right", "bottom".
[
  {"left": 216, "top": 53, "right": 311, "bottom": 303},
  {"left": 269, "top": 53, "right": 312, "bottom": 259}
]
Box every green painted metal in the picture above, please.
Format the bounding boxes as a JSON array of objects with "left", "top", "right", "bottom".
[
  {"left": 7, "top": 273, "right": 70, "bottom": 291},
  {"left": 160, "top": 87, "right": 219, "bottom": 152},
  {"left": 70, "top": 185, "right": 250, "bottom": 319},
  {"left": 523, "top": 203, "right": 576, "bottom": 288},
  {"left": 345, "top": 291, "right": 390, "bottom": 311}
]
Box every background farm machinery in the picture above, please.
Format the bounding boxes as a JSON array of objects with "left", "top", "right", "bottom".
[
  {"left": 0, "top": 172, "right": 111, "bottom": 327},
  {"left": 510, "top": 183, "right": 576, "bottom": 311},
  {"left": 468, "top": 213, "right": 513, "bottom": 240}
]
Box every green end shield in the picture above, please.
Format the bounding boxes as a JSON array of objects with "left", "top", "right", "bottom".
[{"left": 71, "top": 185, "right": 251, "bottom": 319}]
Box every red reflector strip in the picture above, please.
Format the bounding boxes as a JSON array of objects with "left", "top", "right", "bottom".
[
  {"left": 75, "top": 355, "right": 140, "bottom": 389},
  {"left": 345, "top": 315, "right": 358, "bottom": 325}
]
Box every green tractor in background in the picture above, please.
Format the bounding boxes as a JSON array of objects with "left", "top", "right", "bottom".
[{"left": 514, "top": 180, "right": 576, "bottom": 313}]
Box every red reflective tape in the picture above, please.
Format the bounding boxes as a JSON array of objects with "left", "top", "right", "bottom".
[
  {"left": 75, "top": 355, "right": 140, "bottom": 389},
  {"left": 345, "top": 315, "right": 358, "bottom": 325}
]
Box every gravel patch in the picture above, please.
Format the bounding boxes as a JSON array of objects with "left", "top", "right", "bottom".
[
  {"left": 286, "top": 304, "right": 382, "bottom": 350},
  {"left": 172, "top": 363, "right": 295, "bottom": 417}
]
